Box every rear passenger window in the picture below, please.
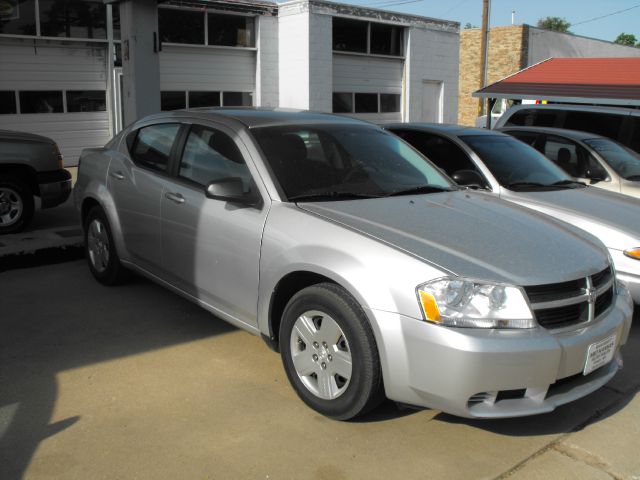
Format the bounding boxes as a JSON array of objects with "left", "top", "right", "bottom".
[
  {"left": 179, "top": 125, "right": 252, "bottom": 189},
  {"left": 508, "top": 131, "right": 539, "bottom": 147},
  {"left": 564, "top": 112, "right": 624, "bottom": 141},
  {"left": 131, "top": 123, "right": 180, "bottom": 172}
]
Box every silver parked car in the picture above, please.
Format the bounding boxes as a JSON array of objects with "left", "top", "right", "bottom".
[
  {"left": 387, "top": 124, "right": 640, "bottom": 304},
  {"left": 499, "top": 126, "right": 640, "bottom": 198},
  {"left": 74, "top": 109, "right": 633, "bottom": 420}
]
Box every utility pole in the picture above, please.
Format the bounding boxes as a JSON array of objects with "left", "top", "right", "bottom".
[{"left": 478, "top": 0, "right": 491, "bottom": 115}]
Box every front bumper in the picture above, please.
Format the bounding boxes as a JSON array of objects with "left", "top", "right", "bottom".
[
  {"left": 369, "top": 285, "right": 633, "bottom": 418},
  {"left": 37, "top": 169, "right": 72, "bottom": 209}
]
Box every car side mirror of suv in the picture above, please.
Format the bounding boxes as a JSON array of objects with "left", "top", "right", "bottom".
[
  {"left": 452, "top": 170, "right": 487, "bottom": 190},
  {"left": 206, "top": 178, "right": 260, "bottom": 206}
]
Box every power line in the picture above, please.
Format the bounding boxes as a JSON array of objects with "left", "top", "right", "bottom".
[
  {"left": 368, "top": 0, "right": 426, "bottom": 8},
  {"left": 572, "top": 3, "right": 640, "bottom": 27},
  {"left": 440, "top": 0, "right": 473, "bottom": 17}
]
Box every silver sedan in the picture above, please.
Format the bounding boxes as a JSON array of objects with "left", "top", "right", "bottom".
[
  {"left": 387, "top": 123, "right": 640, "bottom": 304},
  {"left": 74, "top": 110, "right": 632, "bottom": 420}
]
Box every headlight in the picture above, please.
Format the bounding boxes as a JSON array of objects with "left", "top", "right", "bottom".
[
  {"left": 623, "top": 248, "right": 640, "bottom": 260},
  {"left": 416, "top": 277, "right": 535, "bottom": 328}
]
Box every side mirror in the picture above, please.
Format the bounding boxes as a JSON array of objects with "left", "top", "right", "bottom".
[
  {"left": 451, "top": 169, "right": 486, "bottom": 189},
  {"left": 205, "top": 178, "right": 260, "bottom": 206}
]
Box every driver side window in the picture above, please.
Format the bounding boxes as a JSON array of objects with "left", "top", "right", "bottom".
[
  {"left": 544, "top": 135, "right": 606, "bottom": 180},
  {"left": 179, "top": 125, "right": 253, "bottom": 190}
]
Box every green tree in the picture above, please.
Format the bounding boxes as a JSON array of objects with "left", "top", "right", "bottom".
[
  {"left": 464, "top": 22, "right": 478, "bottom": 29},
  {"left": 537, "top": 16, "right": 571, "bottom": 33},
  {"left": 614, "top": 32, "right": 638, "bottom": 46}
]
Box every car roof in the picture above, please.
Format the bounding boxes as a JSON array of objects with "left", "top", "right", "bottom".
[
  {"left": 503, "top": 103, "right": 640, "bottom": 116},
  {"left": 497, "top": 126, "right": 607, "bottom": 141},
  {"left": 139, "top": 107, "right": 371, "bottom": 129},
  {"left": 385, "top": 122, "right": 510, "bottom": 138},
  {"left": 0, "top": 129, "right": 55, "bottom": 144}
]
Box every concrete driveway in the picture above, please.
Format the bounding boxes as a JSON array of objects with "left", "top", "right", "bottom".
[{"left": 1, "top": 261, "right": 639, "bottom": 480}]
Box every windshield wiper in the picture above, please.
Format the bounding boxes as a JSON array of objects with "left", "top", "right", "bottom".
[
  {"left": 288, "top": 191, "right": 384, "bottom": 202},
  {"left": 549, "top": 179, "right": 587, "bottom": 188},
  {"left": 385, "top": 185, "right": 454, "bottom": 197},
  {"left": 504, "top": 181, "right": 549, "bottom": 189}
]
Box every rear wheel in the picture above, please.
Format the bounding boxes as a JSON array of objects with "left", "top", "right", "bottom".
[
  {"left": 84, "top": 206, "right": 127, "bottom": 285},
  {"left": 0, "top": 176, "right": 34, "bottom": 234},
  {"left": 280, "top": 283, "right": 384, "bottom": 420}
]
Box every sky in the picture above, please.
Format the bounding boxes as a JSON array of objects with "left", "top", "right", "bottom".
[{"left": 339, "top": 0, "right": 640, "bottom": 43}]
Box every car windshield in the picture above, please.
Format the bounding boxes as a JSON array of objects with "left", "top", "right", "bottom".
[
  {"left": 460, "top": 134, "right": 578, "bottom": 190},
  {"left": 583, "top": 138, "right": 640, "bottom": 180},
  {"left": 252, "top": 124, "right": 454, "bottom": 201}
]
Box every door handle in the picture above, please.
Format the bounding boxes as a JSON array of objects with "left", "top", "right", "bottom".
[
  {"left": 110, "top": 170, "right": 125, "bottom": 180},
  {"left": 165, "top": 192, "right": 185, "bottom": 204}
]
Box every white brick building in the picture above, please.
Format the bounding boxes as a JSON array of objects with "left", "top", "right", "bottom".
[{"left": 0, "top": 0, "right": 460, "bottom": 165}]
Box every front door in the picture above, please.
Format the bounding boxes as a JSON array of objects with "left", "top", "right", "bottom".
[
  {"left": 160, "top": 123, "right": 267, "bottom": 329},
  {"left": 421, "top": 80, "right": 443, "bottom": 123}
]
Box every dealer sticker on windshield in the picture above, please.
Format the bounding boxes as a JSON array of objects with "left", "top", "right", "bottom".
[{"left": 583, "top": 334, "right": 616, "bottom": 376}]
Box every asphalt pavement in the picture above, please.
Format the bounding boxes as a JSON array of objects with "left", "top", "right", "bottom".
[{"left": 1, "top": 259, "right": 639, "bottom": 480}]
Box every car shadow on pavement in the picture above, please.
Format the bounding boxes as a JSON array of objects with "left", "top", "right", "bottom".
[
  {"left": 0, "top": 260, "right": 237, "bottom": 480},
  {"left": 433, "top": 317, "right": 640, "bottom": 437}
]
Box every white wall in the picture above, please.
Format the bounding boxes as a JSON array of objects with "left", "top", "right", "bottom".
[
  {"left": 527, "top": 27, "right": 640, "bottom": 65},
  {"left": 278, "top": 7, "right": 311, "bottom": 109},
  {"left": 405, "top": 27, "right": 459, "bottom": 123},
  {"left": 0, "top": 39, "right": 110, "bottom": 166},
  {"left": 308, "top": 13, "right": 332, "bottom": 112},
  {"left": 256, "top": 15, "right": 279, "bottom": 107}
]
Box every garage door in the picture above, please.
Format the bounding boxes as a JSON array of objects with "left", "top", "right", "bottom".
[
  {"left": 160, "top": 46, "right": 256, "bottom": 107},
  {"left": 0, "top": 40, "right": 110, "bottom": 167},
  {"left": 332, "top": 54, "right": 403, "bottom": 123}
]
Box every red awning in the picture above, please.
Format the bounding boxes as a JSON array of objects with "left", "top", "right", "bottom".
[{"left": 474, "top": 57, "right": 640, "bottom": 107}]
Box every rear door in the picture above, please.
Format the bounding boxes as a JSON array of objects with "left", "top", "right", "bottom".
[
  {"left": 108, "top": 122, "right": 183, "bottom": 273},
  {"left": 160, "top": 122, "right": 267, "bottom": 329}
]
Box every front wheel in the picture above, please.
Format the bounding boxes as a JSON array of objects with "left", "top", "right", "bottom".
[
  {"left": 84, "top": 206, "right": 128, "bottom": 285},
  {"left": 280, "top": 283, "right": 384, "bottom": 420},
  {"left": 0, "top": 176, "right": 34, "bottom": 234}
]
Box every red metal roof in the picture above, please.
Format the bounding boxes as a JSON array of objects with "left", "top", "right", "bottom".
[{"left": 474, "top": 57, "right": 640, "bottom": 106}]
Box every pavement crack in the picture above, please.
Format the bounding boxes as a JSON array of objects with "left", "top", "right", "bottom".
[{"left": 552, "top": 443, "right": 624, "bottom": 480}]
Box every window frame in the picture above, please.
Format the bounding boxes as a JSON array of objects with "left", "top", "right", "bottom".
[
  {"left": 332, "top": 92, "right": 401, "bottom": 114},
  {"left": 332, "top": 17, "right": 405, "bottom": 58}
]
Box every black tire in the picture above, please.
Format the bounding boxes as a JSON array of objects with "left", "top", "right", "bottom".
[
  {"left": 280, "top": 283, "right": 384, "bottom": 420},
  {"left": 0, "top": 176, "right": 34, "bottom": 234},
  {"left": 84, "top": 205, "right": 128, "bottom": 285}
]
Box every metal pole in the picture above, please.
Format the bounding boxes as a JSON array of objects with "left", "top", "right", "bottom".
[{"left": 478, "top": 0, "right": 491, "bottom": 116}]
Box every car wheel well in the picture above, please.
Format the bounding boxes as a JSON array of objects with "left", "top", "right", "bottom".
[
  {"left": 267, "top": 271, "right": 337, "bottom": 351},
  {"left": 81, "top": 198, "right": 101, "bottom": 226},
  {"left": 0, "top": 164, "right": 39, "bottom": 196}
]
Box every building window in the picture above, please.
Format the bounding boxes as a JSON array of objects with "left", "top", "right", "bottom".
[
  {"left": 159, "top": 8, "right": 204, "bottom": 45},
  {"left": 0, "top": 91, "right": 17, "bottom": 114},
  {"left": 333, "top": 18, "right": 367, "bottom": 53},
  {"left": 112, "top": 4, "right": 120, "bottom": 40},
  {"left": 66, "top": 91, "right": 106, "bottom": 112},
  {"left": 39, "top": 0, "right": 107, "bottom": 39},
  {"left": 333, "top": 18, "right": 403, "bottom": 56},
  {"left": 222, "top": 92, "right": 252, "bottom": 106},
  {"left": 370, "top": 23, "right": 402, "bottom": 56},
  {"left": 380, "top": 94, "right": 401, "bottom": 113},
  {"left": 161, "top": 91, "right": 186, "bottom": 111},
  {"left": 208, "top": 13, "right": 254, "bottom": 47},
  {"left": 19, "top": 91, "right": 63, "bottom": 113},
  {"left": 0, "top": 0, "right": 37, "bottom": 36},
  {"left": 354, "top": 93, "right": 377, "bottom": 113},
  {"left": 332, "top": 93, "right": 352, "bottom": 113},
  {"left": 333, "top": 92, "right": 401, "bottom": 114},
  {"left": 189, "top": 91, "right": 221, "bottom": 108}
]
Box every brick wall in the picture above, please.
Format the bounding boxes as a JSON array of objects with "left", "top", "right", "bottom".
[{"left": 458, "top": 25, "right": 527, "bottom": 126}]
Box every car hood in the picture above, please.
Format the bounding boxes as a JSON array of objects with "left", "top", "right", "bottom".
[
  {"left": 0, "top": 129, "right": 54, "bottom": 144},
  {"left": 503, "top": 187, "right": 640, "bottom": 251},
  {"left": 298, "top": 190, "right": 608, "bottom": 286}
]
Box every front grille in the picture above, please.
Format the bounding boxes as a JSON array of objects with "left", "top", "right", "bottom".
[
  {"left": 595, "top": 287, "right": 614, "bottom": 318},
  {"left": 523, "top": 279, "right": 585, "bottom": 303},
  {"left": 592, "top": 267, "right": 612, "bottom": 289},
  {"left": 524, "top": 265, "right": 614, "bottom": 330},
  {"left": 534, "top": 302, "right": 588, "bottom": 328}
]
